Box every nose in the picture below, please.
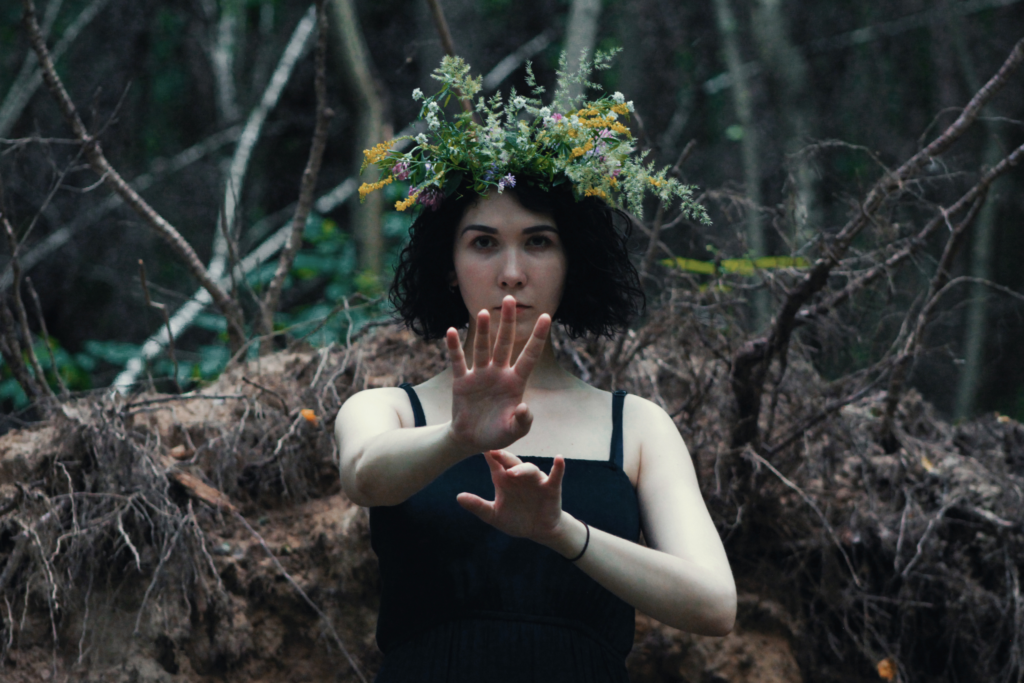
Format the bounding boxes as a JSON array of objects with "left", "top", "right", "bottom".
[{"left": 499, "top": 249, "right": 526, "bottom": 290}]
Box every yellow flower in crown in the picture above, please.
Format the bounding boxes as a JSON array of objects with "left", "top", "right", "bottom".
[{"left": 359, "top": 50, "right": 710, "bottom": 225}]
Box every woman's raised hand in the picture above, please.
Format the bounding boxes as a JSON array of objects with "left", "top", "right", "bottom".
[{"left": 446, "top": 295, "right": 551, "bottom": 454}]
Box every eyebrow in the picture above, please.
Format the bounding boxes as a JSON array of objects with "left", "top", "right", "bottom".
[{"left": 459, "top": 224, "right": 559, "bottom": 237}]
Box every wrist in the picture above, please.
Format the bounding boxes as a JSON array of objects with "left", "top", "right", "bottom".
[
  {"left": 537, "top": 512, "right": 589, "bottom": 560},
  {"left": 442, "top": 421, "right": 480, "bottom": 461}
]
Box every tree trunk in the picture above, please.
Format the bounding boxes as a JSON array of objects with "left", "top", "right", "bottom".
[
  {"left": 331, "top": 0, "right": 385, "bottom": 277},
  {"left": 750, "top": 0, "right": 817, "bottom": 247},
  {"left": 712, "top": 0, "right": 767, "bottom": 329},
  {"left": 949, "top": 16, "right": 1002, "bottom": 420},
  {"left": 562, "top": 0, "right": 602, "bottom": 103},
  {"left": 211, "top": 0, "right": 242, "bottom": 124}
]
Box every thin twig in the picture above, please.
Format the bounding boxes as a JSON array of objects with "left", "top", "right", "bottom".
[
  {"left": 242, "top": 376, "right": 289, "bottom": 414},
  {"left": 233, "top": 510, "right": 368, "bottom": 683},
  {"left": 138, "top": 260, "right": 181, "bottom": 394},
  {"left": 24, "top": 276, "right": 67, "bottom": 397},
  {"left": 2, "top": 211, "right": 53, "bottom": 404},
  {"left": 746, "top": 448, "right": 863, "bottom": 587},
  {"left": 899, "top": 496, "right": 961, "bottom": 578}
]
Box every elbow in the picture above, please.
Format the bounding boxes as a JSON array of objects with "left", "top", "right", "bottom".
[
  {"left": 702, "top": 584, "right": 738, "bottom": 637},
  {"left": 340, "top": 451, "right": 375, "bottom": 507},
  {"left": 341, "top": 452, "right": 405, "bottom": 507}
]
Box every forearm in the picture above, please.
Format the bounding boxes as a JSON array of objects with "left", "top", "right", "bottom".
[
  {"left": 541, "top": 513, "right": 737, "bottom": 636},
  {"left": 342, "top": 423, "right": 474, "bottom": 507}
]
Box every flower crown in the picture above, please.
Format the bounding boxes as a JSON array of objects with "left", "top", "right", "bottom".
[{"left": 359, "top": 50, "right": 709, "bottom": 223}]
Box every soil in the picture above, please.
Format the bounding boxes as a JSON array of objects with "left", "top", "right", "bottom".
[{"left": 0, "top": 321, "right": 1020, "bottom": 682}]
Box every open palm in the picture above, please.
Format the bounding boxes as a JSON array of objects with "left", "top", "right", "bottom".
[{"left": 446, "top": 296, "right": 551, "bottom": 454}]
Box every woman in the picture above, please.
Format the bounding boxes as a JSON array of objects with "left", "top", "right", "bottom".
[{"left": 336, "top": 56, "right": 735, "bottom": 681}]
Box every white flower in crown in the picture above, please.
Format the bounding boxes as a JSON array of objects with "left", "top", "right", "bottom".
[
  {"left": 415, "top": 133, "right": 428, "bottom": 145},
  {"left": 612, "top": 92, "right": 625, "bottom": 104},
  {"left": 412, "top": 88, "right": 423, "bottom": 101},
  {"left": 539, "top": 107, "right": 551, "bottom": 118}
]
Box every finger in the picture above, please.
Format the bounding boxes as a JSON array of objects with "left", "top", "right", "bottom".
[
  {"left": 492, "top": 296, "right": 517, "bottom": 367},
  {"left": 482, "top": 450, "right": 508, "bottom": 479},
  {"left": 546, "top": 455, "right": 566, "bottom": 491},
  {"left": 513, "top": 313, "right": 552, "bottom": 380},
  {"left": 473, "top": 309, "right": 491, "bottom": 368},
  {"left": 511, "top": 403, "right": 533, "bottom": 438},
  {"left": 487, "top": 449, "right": 523, "bottom": 468},
  {"left": 446, "top": 327, "right": 468, "bottom": 378},
  {"left": 506, "top": 462, "right": 543, "bottom": 481},
  {"left": 456, "top": 492, "right": 496, "bottom": 524}
]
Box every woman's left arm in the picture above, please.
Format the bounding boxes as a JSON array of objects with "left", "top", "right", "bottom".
[
  {"left": 457, "top": 396, "right": 736, "bottom": 636},
  {"left": 561, "top": 396, "right": 736, "bottom": 635}
]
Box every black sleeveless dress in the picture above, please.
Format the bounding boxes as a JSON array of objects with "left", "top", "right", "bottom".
[{"left": 369, "top": 384, "right": 640, "bottom": 682}]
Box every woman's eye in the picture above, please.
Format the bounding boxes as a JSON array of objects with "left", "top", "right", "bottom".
[
  {"left": 472, "top": 236, "right": 496, "bottom": 248},
  {"left": 527, "top": 235, "right": 552, "bottom": 247}
]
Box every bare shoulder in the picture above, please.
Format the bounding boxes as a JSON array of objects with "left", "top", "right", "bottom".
[{"left": 623, "top": 394, "right": 683, "bottom": 443}]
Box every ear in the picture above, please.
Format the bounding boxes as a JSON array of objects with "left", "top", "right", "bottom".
[{"left": 447, "top": 271, "right": 458, "bottom": 289}]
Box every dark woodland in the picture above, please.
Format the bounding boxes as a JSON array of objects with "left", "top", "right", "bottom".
[{"left": 0, "top": 0, "right": 1023, "bottom": 681}]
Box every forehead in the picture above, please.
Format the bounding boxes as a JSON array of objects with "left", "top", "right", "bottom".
[{"left": 456, "top": 191, "right": 556, "bottom": 233}]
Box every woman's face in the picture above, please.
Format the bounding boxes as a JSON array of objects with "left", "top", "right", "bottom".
[{"left": 452, "top": 190, "right": 567, "bottom": 344}]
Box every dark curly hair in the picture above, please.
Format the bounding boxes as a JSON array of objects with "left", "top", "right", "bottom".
[{"left": 389, "top": 181, "right": 645, "bottom": 340}]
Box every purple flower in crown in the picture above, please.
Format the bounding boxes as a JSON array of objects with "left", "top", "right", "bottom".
[
  {"left": 418, "top": 187, "right": 444, "bottom": 211},
  {"left": 497, "top": 173, "right": 516, "bottom": 193},
  {"left": 599, "top": 128, "right": 614, "bottom": 138},
  {"left": 391, "top": 162, "right": 410, "bottom": 180}
]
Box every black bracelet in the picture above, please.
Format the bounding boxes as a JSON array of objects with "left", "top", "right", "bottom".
[{"left": 568, "top": 521, "right": 590, "bottom": 562}]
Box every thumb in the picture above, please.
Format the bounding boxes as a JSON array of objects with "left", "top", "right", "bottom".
[
  {"left": 512, "top": 402, "right": 533, "bottom": 437},
  {"left": 456, "top": 492, "right": 496, "bottom": 524},
  {"left": 546, "top": 455, "right": 566, "bottom": 491}
]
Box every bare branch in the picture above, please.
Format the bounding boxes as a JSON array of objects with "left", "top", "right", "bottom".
[
  {"left": 746, "top": 448, "right": 863, "bottom": 587},
  {"left": 728, "top": 38, "right": 1024, "bottom": 449},
  {"left": 261, "top": 0, "right": 334, "bottom": 337},
  {"left": 0, "top": 125, "right": 241, "bottom": 292},
  {"left": 20, "top": 0, "right": 246, "bottom": 346},
  {"left": 800, "top": 139, "right": 1024, "bottom": 323},
  {"left": 2, "top": 211, "right": 53, "bottom": 406},
  {"left": 0, "top": 0, "right": 111, "bottom": 138},
  {"left": 24, "top": 276, "right": 67, "bottom": 398}
]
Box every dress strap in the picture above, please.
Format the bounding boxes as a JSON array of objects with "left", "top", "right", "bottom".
[
  {"left": 609, "top": 390, "right": 627, "bottom": 469},
  {"left": 399, "top": 383, "right": 426, "bottom": 428}
]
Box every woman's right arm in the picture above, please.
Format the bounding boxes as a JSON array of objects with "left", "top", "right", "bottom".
[
  {"left": 336, "top": 299, "right": 550, "bottom": 507},
  {"left": 335, "top": 389, "right": 476, "bottom": 507}
]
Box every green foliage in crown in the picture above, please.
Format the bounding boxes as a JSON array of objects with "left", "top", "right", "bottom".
[{"left": 359, "top": 50, "right": 710, "bottom": 223}]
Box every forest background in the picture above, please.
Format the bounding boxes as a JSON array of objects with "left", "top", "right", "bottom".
[
  {"left": 0, "top": 0, "right": 1022, "bottom": 421},
  {"left": 1, "top": 0, "right": 1024, "bottom": 682}
]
